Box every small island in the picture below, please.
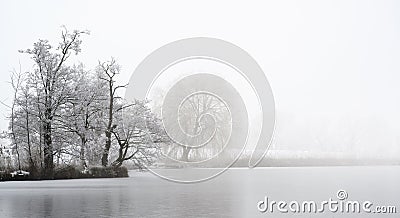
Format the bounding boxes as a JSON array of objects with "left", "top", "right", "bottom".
[{"left": 0, "top": 28, "right": 169, "bottom": 181}]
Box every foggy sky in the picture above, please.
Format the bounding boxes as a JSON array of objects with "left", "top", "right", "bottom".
[{"left": 0, "top": 0, "right": 399, "bottom": 158}]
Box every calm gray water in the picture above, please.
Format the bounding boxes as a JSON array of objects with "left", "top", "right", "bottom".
[{"left": 0, "top": 166, "right": 399, "bottom": 218}]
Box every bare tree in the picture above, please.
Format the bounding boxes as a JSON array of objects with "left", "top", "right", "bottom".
[
  {"left": 111, "top": 100, "right": 167, "bottom": 168},
  {"left": 9, "top": 70, "right": 23, "bottom": 172},
  {"left": 5, "top": 28, "right": 169, "bottom": 177},
  {"left": 96, "top": 58, "right": 127, "bottom": 167},
  {"left": 58, "top": 65, "right": 106, "bottom": 169},
  {"left": 5, "top": 69, "right": 40, "bottom": 176},
  {"left": 164, "top": 92, "right": 231, "bottom": 162},
  {"left": 18, "top": 83, "right": 36, "bottom": 174},
  {"left": 20, "top": 27, "right": 88, "bottom": 179}
]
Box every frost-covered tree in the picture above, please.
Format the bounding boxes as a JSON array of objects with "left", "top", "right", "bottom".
[
  {"left": 5, "top": 69, "right": 41, "bottom": 176},
  {"left": 6, "top": 28, "right": 168, "bottom": 178},
  {"left": 8, "top": 70, "right": 23, "bottom": 172},
  {"left": 58, "top": 65, "right": 107, "bottom": 168},
  {"left": 96, "top": 58, "right": 128, "bottom": 167},
  {"left": 19, "top": 27, "right": 89, "bottom": 179},
  {"left": 110, "top": 100, "right": 168, "bottom": 168}
]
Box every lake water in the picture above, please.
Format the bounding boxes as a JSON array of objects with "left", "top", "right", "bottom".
[{"left": 0, "top": 166, "right": 399, "bottom": 217}]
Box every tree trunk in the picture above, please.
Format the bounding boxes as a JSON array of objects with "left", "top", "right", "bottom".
[
  {"left": 101, "top": 81, "right": 114, "bottom": 167},
  {"left": 43, "top": 110, "right": 54, "bottom": 179},
  {"left": 111, "top": 143, "right": 125, "bottom": 168},
  {"left": 38, "top": 122, "right": 43, "bottom": 171},
  {"left": 26, "top": 110, "right": 37, "bottom": 177},
  {"left": 182, "top": 147, "right": 190, "bottom": 162},
  {"left": 80, "top": 136, "right": 87, "bottom": 169},
  {"left": 181, "top": 117, "right": 199, "bottom": 162},
  {"left": 101, "top": 131, "right": 111, "bottom": 167}
]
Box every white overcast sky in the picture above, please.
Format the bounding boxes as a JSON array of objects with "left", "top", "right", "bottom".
[{"left": 1, "top": 0, "right": 399, "bottom": 156}]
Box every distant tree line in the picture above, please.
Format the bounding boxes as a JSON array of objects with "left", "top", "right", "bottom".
[{"left": 2, "top": 27, "right": 168, "bottom": 179}]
